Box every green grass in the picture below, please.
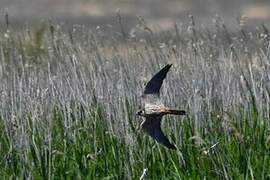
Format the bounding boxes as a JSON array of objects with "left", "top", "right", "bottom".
[{"left": 0, "top": 15, "right": 270, "bottom": 179}]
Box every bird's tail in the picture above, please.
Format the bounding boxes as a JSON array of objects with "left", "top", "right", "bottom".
[{"left": 166, "top": 109, "right": 186, "bottom": 115}]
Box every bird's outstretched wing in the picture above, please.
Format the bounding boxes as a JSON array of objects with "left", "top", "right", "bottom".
[
  {"left": 143, "top": 64, "right": 172, "bottom": 95},
  {"left": 141, "top": 116, "right": 176, "bottom": 149}
]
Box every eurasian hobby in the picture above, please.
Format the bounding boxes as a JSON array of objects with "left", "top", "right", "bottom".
[{"left": 137, "top": 64, "right": 186, "bottom": 149}]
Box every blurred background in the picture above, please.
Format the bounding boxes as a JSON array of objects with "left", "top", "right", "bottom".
[{"left": 1, "top": 0, "right": 270, "bottom": 31}]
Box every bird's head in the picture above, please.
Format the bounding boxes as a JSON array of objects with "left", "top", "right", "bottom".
[{"left": 136, "top": 109, "right": 145, "bottom": 117}]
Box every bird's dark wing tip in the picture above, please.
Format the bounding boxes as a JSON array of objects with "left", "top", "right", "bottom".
[
  {"left": 142, "top": 116, "right": 177, "bottom": 150},
  {"left": 161, "top": 64, "right": 173, "bottom": 72},
  {"left": 143, "top": 64, "right": 173, "bottom": 94},
  {"left": 167, "top": 143, "right": 177, "bottom": 150}
]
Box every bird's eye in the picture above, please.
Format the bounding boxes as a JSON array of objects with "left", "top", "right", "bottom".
[{"left": 136, "top": 110, "right": 143, "bottom": 115}]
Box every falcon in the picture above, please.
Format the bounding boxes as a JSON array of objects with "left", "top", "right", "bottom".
[{"left": 136, "top": 64, "right": 186, "bottom": 149}]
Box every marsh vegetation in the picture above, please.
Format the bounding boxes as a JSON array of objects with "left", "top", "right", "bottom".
[{"left": 0, "top": 15, "right": 270, "bottom": 179}]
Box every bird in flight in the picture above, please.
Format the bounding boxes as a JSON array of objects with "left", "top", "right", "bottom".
[{"left": 137, "top": 64, "right": 186, "bottom": 149}]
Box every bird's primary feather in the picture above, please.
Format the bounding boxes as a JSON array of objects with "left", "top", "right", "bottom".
[
  {"left": 141, "top": 116, "right": 176, "bottom": 149},
  {"left": 143, "top": 64, "right": 172, "bottom": 94}
]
